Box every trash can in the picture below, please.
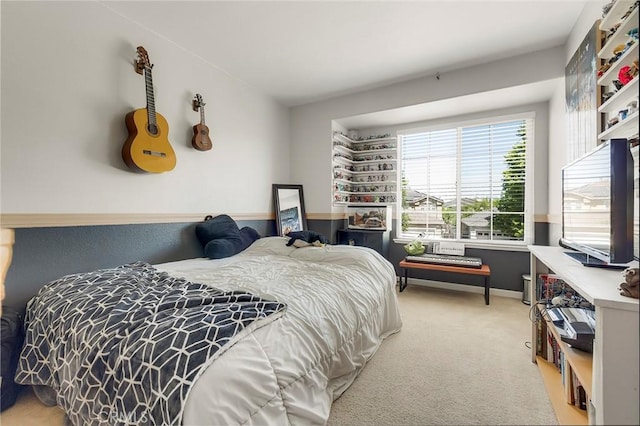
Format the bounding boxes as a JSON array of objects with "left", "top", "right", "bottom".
[{"left": 522, "top": 274, "right": 531, "bottom": 305}]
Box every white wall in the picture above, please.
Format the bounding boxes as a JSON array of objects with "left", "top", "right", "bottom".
[
  {"left": 547, "top": 0, "right": 607, "bottom": 244},
  {"left": 291, "top": 47, "right": 566, "bottom": 215},
  {"left": 0, "top": 2, "right": 290, "bottom": 219},
  {"left": 292, "top": 1, "right": 608, "bottom": 227},
  {"left": 357, "top": 102, "right": 550, "bottom": 218},
  {"left": 1, "top": 1, "right": 606, "bottom": 228}
]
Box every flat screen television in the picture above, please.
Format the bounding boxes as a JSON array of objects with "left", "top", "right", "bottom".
[{"left": 560, "top": 138, "right": 635, "bottom": 267}]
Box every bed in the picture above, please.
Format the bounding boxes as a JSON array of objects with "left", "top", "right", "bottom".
[{"left": 15, "top": 236, "right": 402, "bottom": 425}]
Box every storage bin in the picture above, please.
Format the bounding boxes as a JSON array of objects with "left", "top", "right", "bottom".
[{"left": 522, "top": 274, "right": 531, "bottom": 305}]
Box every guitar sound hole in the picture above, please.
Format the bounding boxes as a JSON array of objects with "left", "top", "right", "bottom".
[
  {"left": 200, "top": 130, "right": 207, "bottom": 135},
  {"left": 143, "top": 150, "right": 167, "bottom": 158},
  {"left": 147, "top": 124, "right": 159, "bottom": 135}
]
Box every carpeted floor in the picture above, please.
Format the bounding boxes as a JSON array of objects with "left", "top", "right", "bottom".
[
  {"left": 328, "top": 284, "right": 558, "bottom": 425},
  {"left": 1, "top": 284, "right": 557, "bottom": 426}
]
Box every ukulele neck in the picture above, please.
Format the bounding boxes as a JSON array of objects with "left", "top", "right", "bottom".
[{"left": 200, "top": 106, "right": 206, "bottom": 126}]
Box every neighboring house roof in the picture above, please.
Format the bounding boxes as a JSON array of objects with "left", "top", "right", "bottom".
[
  {"left": 404, "top": 189, "right": 443, "bottom": 206},
  {"left": 565, "top": 180, "right": 609, "bottom": 201},
  {"left": 443, "top": 197, "right": 478, "bottom": 209},
  {"left": 460, "top": 212, "right": 491, "bottom": 228}
]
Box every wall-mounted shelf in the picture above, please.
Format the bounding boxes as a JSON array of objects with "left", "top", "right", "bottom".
[
  {"left": 598, "top": 6, "right": 638, "bottom": 59},
  {"left": 597, "top": 0, "right": 639, "bottom": 144},
  {"left": 598, "top": 77, "right": 638, "bottom": 114},
  {"left": 598, "top": 110, "right": 639, "bottom": 141},
  {"left": 599, "top": 0, "right": 638, "bottom": 37},
  {"left": 332, "top": 132, "right": 398, "bottom": 206},
  {"left": 597, "top": 42, "right": 638, "bottom": 87}
]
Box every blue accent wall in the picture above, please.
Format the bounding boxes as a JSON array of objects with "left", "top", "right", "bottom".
[
  {"left": 4, "top": 219, "right": 281, "bottom": 312},
  {"left": 4, "top": 218, "right": 545, "bottom": 312},
  {"left": 6, "top": 223, "right": 199, "bottom": 311}
]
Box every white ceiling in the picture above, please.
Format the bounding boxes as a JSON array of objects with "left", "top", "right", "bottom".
[{"left": 102, "top": 0, "right": 588, "bottom": 108}]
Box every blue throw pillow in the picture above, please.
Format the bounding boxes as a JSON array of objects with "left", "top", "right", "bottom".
[{"left": 196, "top": 215, "right": 261, "bottom": 259}]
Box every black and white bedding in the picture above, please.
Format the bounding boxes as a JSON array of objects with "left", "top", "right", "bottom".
[
  {"left": 16, "top": 236, "right": 402, "bottom": 425},
  {"left": 16, "top": 261, "right": 286, "bottom": 425}
]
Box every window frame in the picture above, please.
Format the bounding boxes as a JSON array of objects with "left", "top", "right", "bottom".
[{"left": 396, "top": 111, "right": 535, "bottom": 249}]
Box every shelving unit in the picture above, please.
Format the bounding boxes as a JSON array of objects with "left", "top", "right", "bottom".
[
  {"left": 597, "top": 110, "right": 639, "bottom": 140},
  {"left": 597, "top": 0, "right": 639, "bottom": 143},
  {"left": 599, "top": 6, "right": 638, "bottom": 58},
  {"left": 597, "top": 42, "right": 638, "bottom": 86},
  {"left": 535, "top": 307, "right": 594, "bottom": 423},
  {"left": 598, "top": 76, "right": 638, "bottom": 113},
  {"left": 529, "top": 245, "right": 639, "bottom": 425},
  {"left": 532, "top": 276, "right": 593, "bottom": 423},
  {"left": 536, "top": 357, "right": 591, "bottom": 425},
  {"left": 332, "top": 132, "right": 398, "bottom": 206}
]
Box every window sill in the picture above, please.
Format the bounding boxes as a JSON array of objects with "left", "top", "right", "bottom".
[{"left": 392, "top": 238, "right": 531, "bottom": 252}]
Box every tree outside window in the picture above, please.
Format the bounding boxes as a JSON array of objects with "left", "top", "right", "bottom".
[{"left": 400, "top": 116, "right": 531, "bottom": 244}]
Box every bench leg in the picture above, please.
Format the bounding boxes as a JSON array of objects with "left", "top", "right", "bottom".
[
  {"left": 484, "top": 276, "right": 490, "bottom": 305},
  {"left": 400, "top": 268, "right": 407, "bottom": 292}
]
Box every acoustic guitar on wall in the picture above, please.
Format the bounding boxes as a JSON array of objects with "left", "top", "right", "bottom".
[
  {"left": 192, "top": 94, "right": 213, "bottom": 151},
  {"left": 122, "top": 46, "right": 176, "bottom": 173}
]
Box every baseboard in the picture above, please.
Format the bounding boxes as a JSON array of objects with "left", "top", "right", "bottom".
[{"left": 403, "top": 277, "right": 523, "bottom": 300}]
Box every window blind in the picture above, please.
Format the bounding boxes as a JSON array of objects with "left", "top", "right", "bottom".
[{"left": 400, "top": 116, "right": 533, "bottom": 243}]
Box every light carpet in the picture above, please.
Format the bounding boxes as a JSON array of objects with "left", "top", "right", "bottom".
[{"left": 327, "top": 284, "right": 558, "bottom": 425}]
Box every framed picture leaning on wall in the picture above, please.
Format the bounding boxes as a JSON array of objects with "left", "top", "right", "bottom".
[{"left": 272, "top": 184, "right": 308, "bottom": 236}]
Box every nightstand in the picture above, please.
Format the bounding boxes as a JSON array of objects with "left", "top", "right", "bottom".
[{"left": 336, "top": 229, "right": 386, "bottom": 256}]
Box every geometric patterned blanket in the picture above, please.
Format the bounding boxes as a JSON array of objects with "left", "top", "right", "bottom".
[{"left": 15, "top": 261, "right": 286, "bottom": 425}]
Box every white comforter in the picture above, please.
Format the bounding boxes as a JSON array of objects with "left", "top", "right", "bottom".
[{"left": 156, "top": 237, "right": 402, "bottom": 425}]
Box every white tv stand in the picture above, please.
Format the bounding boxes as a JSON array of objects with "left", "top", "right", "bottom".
[{"left": 529, "top": 245, "right": 639, "bottom": 425}]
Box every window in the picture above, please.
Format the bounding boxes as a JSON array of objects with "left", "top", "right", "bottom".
[{"left": 399, "top": 114, "right": 534, "bottom": 245}]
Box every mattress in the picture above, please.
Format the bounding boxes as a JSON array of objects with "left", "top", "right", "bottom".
[
  {"left": 158, "top": 237, "right": 402, "bottom": 425},
  {"left": 16, "top": 236, "right": 402, "bottom": 425}
]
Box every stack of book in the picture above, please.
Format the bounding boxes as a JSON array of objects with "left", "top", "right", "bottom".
[{"left": 537, "top": 307, "right": 590, "bottom": 414}]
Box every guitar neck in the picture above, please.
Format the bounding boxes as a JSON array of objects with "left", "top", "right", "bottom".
[
  {"left": 200, "top": 106, "right": 206, "bottom": 126},
  {"left": 144, "top": 66, "right": 157, "bottom": 127}
]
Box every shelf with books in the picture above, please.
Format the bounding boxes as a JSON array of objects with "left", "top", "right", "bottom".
[
  {"left": 535, "top": 356, "right": 589, "bottom": 426},
  {"left": 536, "top": 305, "right": 593, "bottom": 398},
  {"left": 529, "top": 245, "right": 639, "bottom": 425},
  {"left": 533, "top": 275, "right": 593, "bottom": 425}
]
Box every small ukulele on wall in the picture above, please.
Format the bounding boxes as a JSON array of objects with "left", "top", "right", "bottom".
[
  {"left": 192, "top": 94, "right": 213, "bottom": 151},
  {"left": 122, "top": 46, "right": 176, "bottom": 173}
]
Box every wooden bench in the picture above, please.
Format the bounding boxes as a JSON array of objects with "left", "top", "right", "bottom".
[{"left": 399, "top": 259, "right": 492, "bottom": 305}]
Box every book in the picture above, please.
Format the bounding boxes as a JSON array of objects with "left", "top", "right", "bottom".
[
  {"left": 560, "top": 351, "right": 565, "bottom": 386},
  {"left": 576, "top": 385, "right": 587, "bottom": 410},
  {"left": 536, "top": 319, "right": 544, "bottom": 355}
]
